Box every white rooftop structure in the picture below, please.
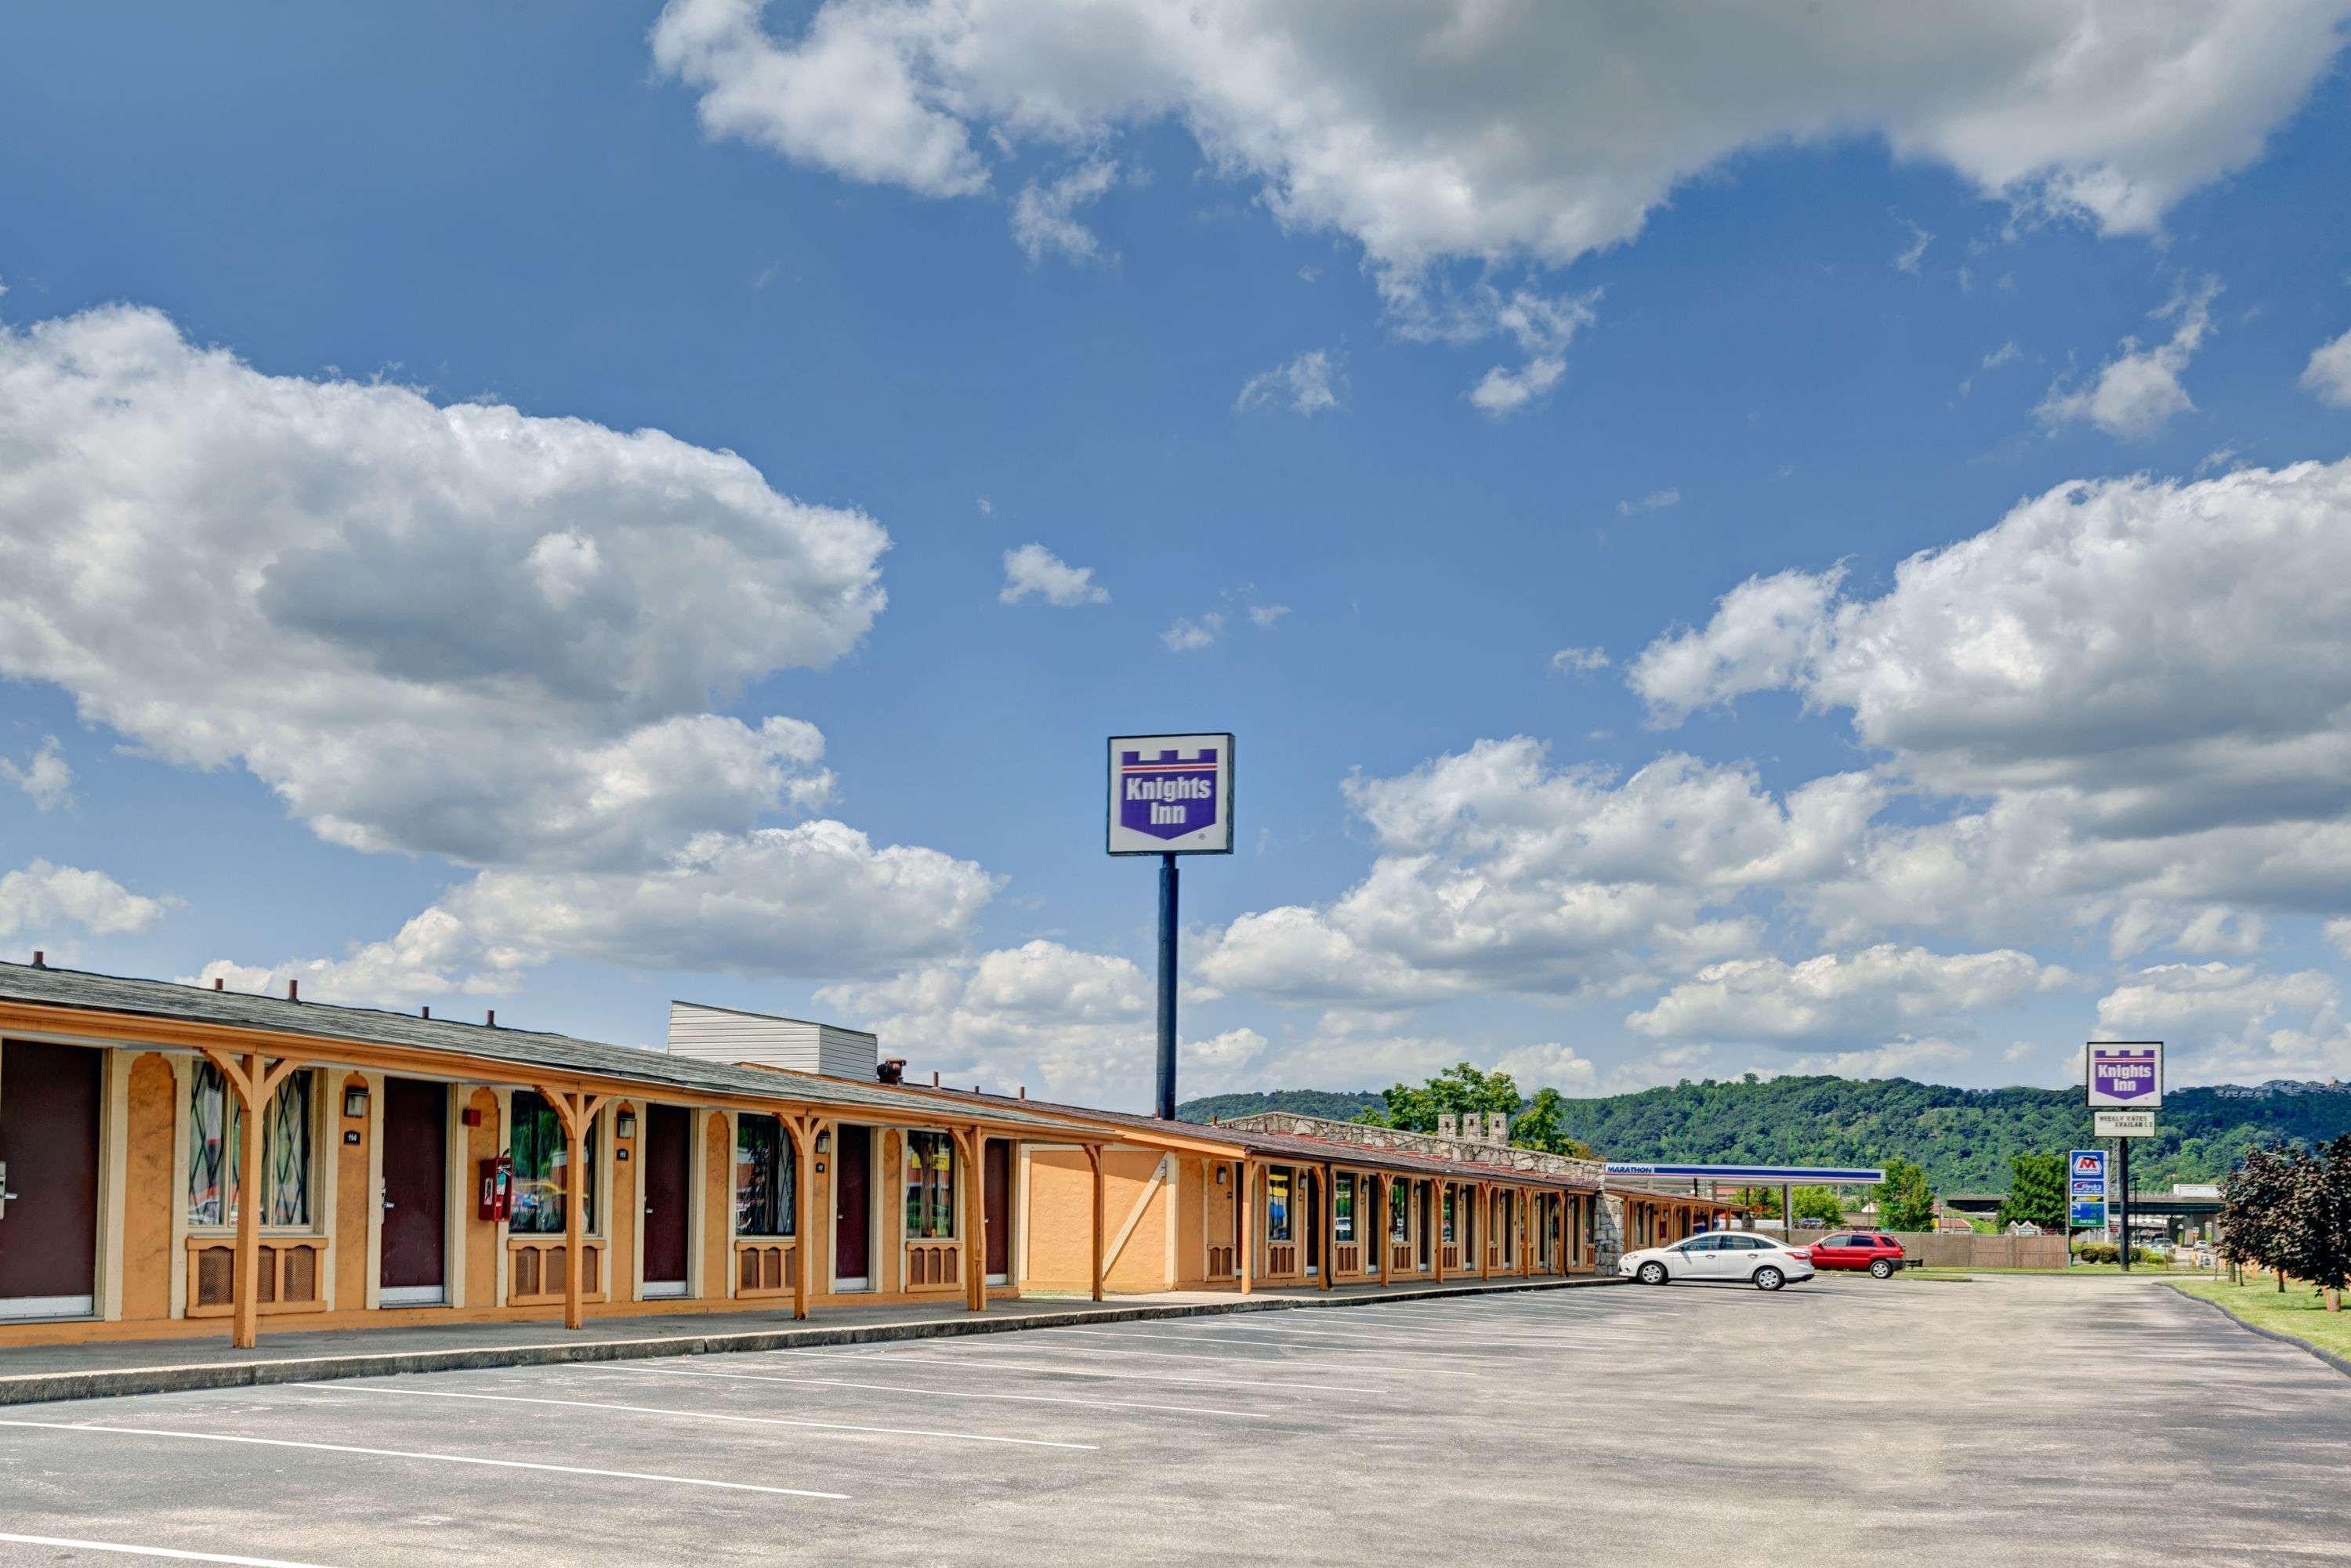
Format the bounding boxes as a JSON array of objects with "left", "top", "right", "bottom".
[{"left": 665, "top": 1000, "right": 878, "bottom": 1081}]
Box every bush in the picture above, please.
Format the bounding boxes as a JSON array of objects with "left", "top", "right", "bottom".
[{"left": 2071, "top": 1242, "right": 2162, "bottom": 1265}]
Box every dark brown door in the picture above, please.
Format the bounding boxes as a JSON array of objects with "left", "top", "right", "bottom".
[
  {"left": 379, "top": 1077, "right": 447, "bottom": 1302},
  {"left": 834, "top": 1126, "right": 870, "bottom": 1283},
  {"left": 642, "top": 1104, "right": 691, "bottom": 1291},
  {"left": 983, "top": 1139, "right": 1011, "bottom": 1280},
  {"left": 1306, "top": 1169, "right": 1322, "bottom": 1273},
  {"left": 0, "top": 1041, "right": 100, "bottom": 1313}
]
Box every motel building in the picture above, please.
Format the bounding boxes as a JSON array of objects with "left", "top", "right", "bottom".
[{"left": 0, "top": 960, "right": 1697, "bottom": 1352}]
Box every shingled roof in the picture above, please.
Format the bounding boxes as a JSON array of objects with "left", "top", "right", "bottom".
[{"left": 0, "top": 961, "right": 1093, "bottom": 1135}]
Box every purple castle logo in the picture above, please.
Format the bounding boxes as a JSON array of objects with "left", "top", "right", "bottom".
[{"left": 1119, "top": 747, "right": 1219, "bottom": 842}]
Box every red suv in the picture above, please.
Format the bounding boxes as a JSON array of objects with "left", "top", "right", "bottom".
[{"left": 1809, "top": 1231, "right": 1906, "bottom": 1277}]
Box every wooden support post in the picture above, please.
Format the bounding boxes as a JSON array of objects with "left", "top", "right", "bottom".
[
  {"left": 1085, "top": 1143, "right": 1105, "bottom": 1302},
  {"left": 201, "top": 1048, "right": 301, "bottom": 1351},
  {"left": 1521, "top": 1189, "right": 1533, "bottom": 1278},
  {"left": 532, "top": 1085, "right": 611, "bottom": 1331},
  {"left": 788, "top": 1115, "right": 815, "bottom": 1320},
  {"left": 1238, "top": 1158, "right": 1255, "bottom": 1295},
  {"left": 957, "top": 1125, "right": 985, "bottom": 1312},
  {"left": 1433, "top": 1182, "right": 1446, "bottom": 1284},
  {"left": 1320, "top": 1163, "right": 1337, "bottom": 1291},
  {"left": 232, "top": 1052, "right": 266, "bottom": 1349}
]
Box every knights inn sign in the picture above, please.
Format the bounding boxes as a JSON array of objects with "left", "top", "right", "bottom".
[
  {"left": 1107, "top": 732, "right": 1236, "bottom": 1120},
  {"left": 2085, "top": 1041, "right": 2164, "bottom": 1110},
  {"left": 1107, "top": 733, "right": 1235, "bottom": 856}
]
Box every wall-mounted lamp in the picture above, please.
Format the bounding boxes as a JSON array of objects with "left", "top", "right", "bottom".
[
  {"left": 615, "top": 1109, "right": 637, "bottom": 1139},
  {"left": 1215, "top": 1166, "right": 1227, "bottom": 1185},
  {"left": 815, "top": 1130, "right": 832, "bottom": 1154},
  {"left": 342, "top": 1085, "right": 369, "bottom": 1119}
]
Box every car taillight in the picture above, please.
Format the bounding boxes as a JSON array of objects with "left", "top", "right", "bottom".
[{"left": 1790, "top": 1248, "right": 1810, "bottom": 1262}]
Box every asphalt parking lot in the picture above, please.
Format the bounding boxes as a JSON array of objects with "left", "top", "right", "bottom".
[{"left": 1, "top": 1274, "right": 2346, "bottom": 1566}]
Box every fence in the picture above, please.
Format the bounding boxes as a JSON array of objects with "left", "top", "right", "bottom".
[{"left": 1878, "top": 1230, "right": 2070, "bottom": 1269}]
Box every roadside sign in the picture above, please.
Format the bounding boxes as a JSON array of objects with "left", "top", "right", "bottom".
[
  {"left": 1107, "top": 733, "right": 1235, "bottom": 855},
  {"left": 2069, "top": 1148, "right": 2106, "bottom": 1228},
  {"left": 2094, "top": 1110, "right": 2155, "bottom": 1138},
  {"left": 2086, "top": 1042, "right": 2163, "bottom": 1109}
]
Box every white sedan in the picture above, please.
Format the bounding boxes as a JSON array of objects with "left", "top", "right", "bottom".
[{"left": 1618, "top": 1232, "right": 1816, "bottom": 1291}]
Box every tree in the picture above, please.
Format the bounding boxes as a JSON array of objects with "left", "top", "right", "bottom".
[
  {"left": 1790, "top": 1186, "right": 1847, "bottom": 1228},
  {"left": 1355, "top": 1062, "right": 1522, "bottom": 1135},
  {"left": 1509, "top": 1088, "right": 1593, "bottom": 1159},
  {"left": 1871, "top": 1157, "right": 1936, "bottom": 1231},
  {"left": 2274, "top": 1135, "right": 2351, "bottom": 1312},
  {"left": 2222, "top": 1145, "right": 2293, "bottom": 1291},
  {"left": 1997, "top": 1152, "right": 2067, "bottom": 1232}
]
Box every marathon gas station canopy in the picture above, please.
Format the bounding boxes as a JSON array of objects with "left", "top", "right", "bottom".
[{"left": 1606, "top": 1164, "right": 1887, "bottom": 1234}]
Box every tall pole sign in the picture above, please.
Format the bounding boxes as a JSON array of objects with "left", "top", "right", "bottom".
[
  {"left": 2085, "top": 1041, "right": 2162, "bottom": 1273},
  {"left": 1108, "top": 734, "right": 1234, "bottom": 1119}
]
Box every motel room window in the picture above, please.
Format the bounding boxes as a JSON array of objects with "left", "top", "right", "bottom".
[
  {"left": 186, "top": 1061, "right": 315, "bottom": 1228},
  {"left": 508, "top": 1091, "right": 597, "bottom": 1237},
  {"left": 1265, "top": 1167, "right": 1293, "bottom": 1243},
  {"left": 904, "top": 1130, "right": 957, "bottom": 1240},
  {"left": 734, "top": 1114, "right": 794, "bottom": 1237},
  {"left": 1389, "top": 1179, "right": 1408, "bottom": 1241},
  {"left": 1333, "top": 1174, "right": 1356, "bottom": 1243}
]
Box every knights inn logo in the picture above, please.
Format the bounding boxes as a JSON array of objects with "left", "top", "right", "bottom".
[
  {"left": 1119, "top": 746, "right": 1219, "bottom": 841},
  {"left": 2088, "top": 1046, "right": 2161, "bottom": 1104}
]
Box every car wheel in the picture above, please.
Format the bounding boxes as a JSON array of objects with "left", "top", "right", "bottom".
[
  {"left": 1753, "top": 1266, "right": 1784, "bottom": 1291},
  {"left": 1869, "top": 1258, "right": 1894, "bottom": 1279},
  {"left": 1637, "top": 1261, "right": 1668, "bottom": 1286}
]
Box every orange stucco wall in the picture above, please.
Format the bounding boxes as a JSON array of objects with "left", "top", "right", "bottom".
[
  {"left": 334, "top": 1072, "right": 371, "bottom": 1310},
  {"left": 609, "top": 1101, "right": 638, "bottom": 1300},
  {"left": 463, "top": 1088, "right": 499, "bottom": 1307},
  {"left": 701, "top": 1110, "right": 730, "bottom": 1302},
  {"left": 120, "top": 1052, "right": 176, "bottom": 1322},
  {"left": 1021, "top": 1146, "right": 1172, "bottom": 1292},
  {"left": 1175, "top": 1155, "right": 1206, "bottom": 1286}
]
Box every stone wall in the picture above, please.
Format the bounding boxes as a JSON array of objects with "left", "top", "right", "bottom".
[
  {"left": 1596, "top": 1194, "right": 1624, "bottom": 1272},
  {"left": 1216, "top": 1111, "right": 1609, "bottom": 1188}
]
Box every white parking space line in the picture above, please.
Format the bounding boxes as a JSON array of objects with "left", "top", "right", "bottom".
[
  {"left": 1179, "top": 1317, "right": 1542, "bottom": 1349},
  {"left": 590, "top": 1362, "right": 1277, "bottom": 1420},
  {"left": 1032, "top": 1325, "right": 1488, "bottom": 1366},
  {"left": 291, "top": 1381, "right": 1099, "bottom": 1451},
  {"left": 0, "top": 1419, "right": 843, "bottom": 1499},
  {"left": 0, "top": 1535, "right": 339, "bottom": 1568},
  {"left": 755, "top": 1346, "right": 1393, "bottom": 1396}
]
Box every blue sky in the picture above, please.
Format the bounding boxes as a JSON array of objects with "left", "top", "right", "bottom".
[{"left": 7, "top": 2, "right": 2351, "bottom": 1106}]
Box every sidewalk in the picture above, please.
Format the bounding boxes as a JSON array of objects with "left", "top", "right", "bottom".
[{"left": 0, "top": 1274, "right": 1619, "bottom": 1407}]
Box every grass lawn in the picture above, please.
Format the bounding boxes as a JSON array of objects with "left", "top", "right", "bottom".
[{"left": 2173, "top": 1276, "right": 2351, "bottom": 1362}]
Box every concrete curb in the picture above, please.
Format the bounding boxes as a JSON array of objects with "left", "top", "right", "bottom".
[
  {"left": 2164, "top": 1282, "right": 2351, "bottom": 1382},
  {"left": 0, "top": 1275, "right": 1624, "bottom": 1407}
]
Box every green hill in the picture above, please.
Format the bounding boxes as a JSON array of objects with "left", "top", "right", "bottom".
[{"left": 1178, "top": 1077, "right": 2351, "bottom": 1193}]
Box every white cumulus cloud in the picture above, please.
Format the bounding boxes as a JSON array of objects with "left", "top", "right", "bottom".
[
  {"left": 1, "top": 736, "right": 72, "bottom": 812},
  {"left": 1000, "top": 543, "right": 1109, "bottom": 607},
  {"left": 0, "top": 860, "right": 171, "bottom": 941},
  {"left": 2301, "top": 326, "right": 2351, "bottom": 407},
  {"left": 2036, "top": 276, "right": 2220, "bottom": 439}
]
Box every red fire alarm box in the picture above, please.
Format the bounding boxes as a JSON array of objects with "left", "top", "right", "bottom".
[{"left": 478, "top": 1155, "right": 513, "bottom": 1222}]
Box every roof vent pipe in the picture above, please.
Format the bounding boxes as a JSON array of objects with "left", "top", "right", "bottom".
[
  {"left": 486, "top": 1009, "right": 496, "bottom": 1028},
  {"left": 288, "top": 979, "right": 299, "bottom": 1002},
  {"left": 1018, "top": 1085, "right": 1027, "bottom": 1099},
  {"left": 213, "top": 977, "right": 223, "bottom": 990},
  {"left": 31, "top": 951, "right": 43, "bottom": 968},
  {"left": 421, "top": 1005, "right": 430, "bottom": 1019},
  {"left": 931, "top": 1070, "right": 940, "bottom": 1087}
]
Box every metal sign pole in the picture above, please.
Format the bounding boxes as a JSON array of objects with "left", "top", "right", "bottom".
[
  {"left": 2117, "top": 1133, "right": 2131, "bottom": 1273},
  {"left": 1156, "top": 851, "right": 1179, "bottom": 1120}
]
